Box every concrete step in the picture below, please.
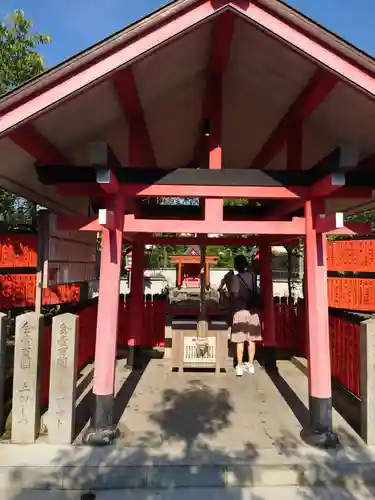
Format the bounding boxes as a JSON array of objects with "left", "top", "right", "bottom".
[
  {"left": 1, "top": 487, "right": 375, "bottom": 500},
  {"left": 1, "top": 443, "right": 375, "bottom": 491}
]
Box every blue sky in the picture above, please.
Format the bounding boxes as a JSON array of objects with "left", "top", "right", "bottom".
[{"left": 1, "top": 0, "right": 375, "bottom": 67}]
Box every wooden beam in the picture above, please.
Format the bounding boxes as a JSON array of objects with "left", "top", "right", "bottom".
[
  {"left": 96, "top": 169, "right": 120, "bottom": 195},
  {"left": 113, "top": 67, "right": 156, "bottom": 166},
  {"left": 38, "top": 165, "right": 316, "bottom": 187},
  {"left": 88, "top": 141, "right": 121, "bottom": 169},
  {"left": 316, "top": 212, "right": 344, "bottom": 233},
  {"left": 200, "top": 12, "right": 235, "bottom": 222},
  {"left": 121, "top": 184, "right": 308, "bottom": 199},
  {"left": 263, "top": 146, "right": 358, "bottom": 219},
  {"left": 98, "top": 209, "right": 115, "bottom": 230},
  {"left": 122, "top": 214, "right": 306, "bottom": 235},
  {"left": 140, "top": 235, "right": 261, "bottom": 245},
  {"left": 310, "top": 172, "right": 346, "bottom": 198},
  {"left": 286, "top": 120, "right": 302, "bottom": 171},
  {"left": 8, "top": 123, "right": 71, "bottom": 164},
  {"left": 89, "top": 142, "right": 120, "bottom": 196},
  {"left": 250, "top": 69, "right": 338, "bottom": 168},
  {"left": 195, "top": 11, "right": 235, "bottom": 165},
  {"left": 56, "top": 215, "right": 306, "bottom": 235},
  {"left": 57, "top": 216, "right": 101, "bottom": 232},
  {"left": 327, "top": 222, "right": 372, "bottom": 236}
]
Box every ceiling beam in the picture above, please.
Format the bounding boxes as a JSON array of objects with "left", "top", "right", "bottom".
[
  {"left": 263, "top": 145, "right": 359, "bottom": 219},
  {"left": 8, "top": 123, "right": 71, "bottom": 164},
  {"left": 194, "top": 11, "right": 235, "bottom": 165},
  {"left": 250, "top": 69, "right": 338, "bottom": 169},
  {"left": 113, "top": 67, "right": 156, "bottom": 166},
  {"left": 57, "top": 214, "right": 306, "bottom": 235}
]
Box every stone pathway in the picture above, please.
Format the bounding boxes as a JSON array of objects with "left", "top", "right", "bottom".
[
  {"left": 0, "top": 358, "right": 369, "bottom": 492},
  {"left": 113, "top": 357, "right": 361, "bottom": 452}
]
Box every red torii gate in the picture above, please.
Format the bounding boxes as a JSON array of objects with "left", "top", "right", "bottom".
[
  {"left": 44, "top": 151, "right": 371, "bottom": 449},
  {"left": 170, "top": 245, "right": 219, "bottom": 287},
  {"left": 2, "top": 0, "right": 375, "bottom": 450}
]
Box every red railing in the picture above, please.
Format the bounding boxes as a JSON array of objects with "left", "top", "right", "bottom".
[
  {"left": 36, "top": 295, "right": 363, "bottom": 406},
  {"left": 329, "top": 313, "right": 361, "bottom": 398},
  {"left": 118, "top": 298, "right": 167, "bottom": 348},
  {"left": 273, "top": 298, "right": 297, "bottom": 349},
  {"left": 279, "top": 299, "right": 361, "bottom": 399}
]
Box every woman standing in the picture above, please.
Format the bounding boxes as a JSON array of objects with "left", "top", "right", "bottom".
[{"left": 229, "top": 254, "right": 261, "bottom": 376}]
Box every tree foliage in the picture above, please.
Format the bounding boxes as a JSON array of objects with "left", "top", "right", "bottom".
[
  {"left": 0, "top": 10, "right": 51, "bottom": 225},
  {"left": 0, "top": 9, "right": 51, "bottom": 94}
]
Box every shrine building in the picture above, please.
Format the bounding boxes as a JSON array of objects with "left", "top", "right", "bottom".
[{"left": 1, "top": 0, "right": 375, "bottom": 447}]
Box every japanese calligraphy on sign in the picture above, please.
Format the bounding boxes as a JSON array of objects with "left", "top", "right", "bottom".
[
  {"left": 19, "top": 321, "right": 32, "bottom": 370},
  {"left": 57, "top": 321, "right": 70, "bottom": 370},
  {"left": 17, "top": 381, "right": 31, "bottom": 425}
]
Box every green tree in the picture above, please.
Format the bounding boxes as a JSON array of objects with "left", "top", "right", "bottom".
[{"left": 0, "top": 9, "right": 51, "bottom": 225}]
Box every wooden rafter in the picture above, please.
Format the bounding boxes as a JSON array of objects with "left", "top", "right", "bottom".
[
  {"left": 113, "top": 67, "right": 156, "bottom": 166},
  {"left": 9, "top": 123, "right": 71, "bottom": 164},
  {"left": 250, "top": 69, "right": 338, "bottom": 169},
  {"left": 194, "top": 11, "right": 235, "bottom": 165}
]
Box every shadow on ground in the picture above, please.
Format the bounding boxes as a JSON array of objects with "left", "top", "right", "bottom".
[{"left": 7, "top": 358, "right": 375, "bottom": 499}]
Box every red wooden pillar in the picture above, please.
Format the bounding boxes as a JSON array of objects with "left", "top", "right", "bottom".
[
  {"left": 259, "top": 241, "right": 277, "bottom": 373},
  {"left": 177, "top": 261, "right": 182, "bottom": 287},
  {"left": 127, "top": 241, "right": 145, "bottom": 369},
  {"left": 205, "top": 260, "right": 210, "bottom": 288},
  {"left": 304, "top": 199, "right": 338, "bottom": 447},
  {"left": 84, "top": 195, "right": 124, "bottom": 446}
]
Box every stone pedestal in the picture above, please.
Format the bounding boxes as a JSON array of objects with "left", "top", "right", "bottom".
[
  {"left": 11, "top": 312, "right": 43, "bottom": 444},
  {"left": 48, "top": 313, "right": 79, "bottom": 444}
]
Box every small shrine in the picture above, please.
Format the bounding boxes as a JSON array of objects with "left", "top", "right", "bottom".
[{"left": 170, "top": 246, "right": 219, "bottom": 288}]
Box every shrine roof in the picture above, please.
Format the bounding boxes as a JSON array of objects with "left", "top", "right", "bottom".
[{"left": 1, "top": 0, "right": 375, "bottom": 216}]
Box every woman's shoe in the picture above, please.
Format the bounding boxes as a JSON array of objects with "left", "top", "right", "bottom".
[
  {"left": 244, "top": 362, "right": 255, "bottom": 374},
  {"left": 235, "top": 364, "right": 243, "bottom": 377}
]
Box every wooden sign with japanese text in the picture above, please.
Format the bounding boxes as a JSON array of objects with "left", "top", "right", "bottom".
[
  {"left": 327, "top": 239, "right": 375, "bottom": 273},
  {"left": 327, "top": 239, "right": 375, "bottom": 311}
]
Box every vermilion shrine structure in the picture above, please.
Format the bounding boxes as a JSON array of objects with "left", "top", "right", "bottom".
[
  {"left": 2, "top": 0, "right": 375, "bottom": 447},
  {"left": 170, "top": 245, "right": 218, "bottom": 287}
]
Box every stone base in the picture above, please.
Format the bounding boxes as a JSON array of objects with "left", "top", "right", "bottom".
[
  {"left": 82, "top": 426, "right": 120, "bottom": 446},
  {"left": 301, "top": 428, "right": 340, "bottom": 449}
]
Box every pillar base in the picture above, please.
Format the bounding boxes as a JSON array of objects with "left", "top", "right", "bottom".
[
  {"left": 302, "top": 395, "right": 340, "bottom": 449},
  {"left": 83, "top": 394, "right": 119, "bottom": 446},
  {"left": 262, "top": 346, "right": 278, "bottom": 375},
  {"left": 302, "top": 428, "right": 339, "bottom": 449},
  {"left": 126, "top": 345, "right": 143, "bottom": 370}
]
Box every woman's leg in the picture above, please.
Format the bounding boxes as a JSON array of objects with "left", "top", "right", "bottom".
[
  {"left": 236, "top": 341, "right": 244, "bottom": 365},
  {"left": 248, "top": 340, "right": 256, "bottom": 365}
]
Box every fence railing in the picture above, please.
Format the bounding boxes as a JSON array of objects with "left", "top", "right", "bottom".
[{"left": 329, "top": 311, "right": 361, "bottom": 398}]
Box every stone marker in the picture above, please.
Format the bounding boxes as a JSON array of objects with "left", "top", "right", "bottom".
[
  {"left": 360, "top": 318, "right": 375, "bottom": 445},
  {"left": 12, "top": 312, "right": 43, "bottom": 444},
  {"left": 48, "top": 313, "right": 79, "bottom": 444},
  {"left": 0, "top": 313, "right": 7, "bottom": 434}
]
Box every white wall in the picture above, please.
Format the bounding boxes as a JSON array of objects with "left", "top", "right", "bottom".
[{"left": 117, "top": 268, "right": 303, "bottom": 299}]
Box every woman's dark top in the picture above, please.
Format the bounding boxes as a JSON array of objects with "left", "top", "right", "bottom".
[{"left": 229, "top": 271, "right": 255, "bottom": 313}]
